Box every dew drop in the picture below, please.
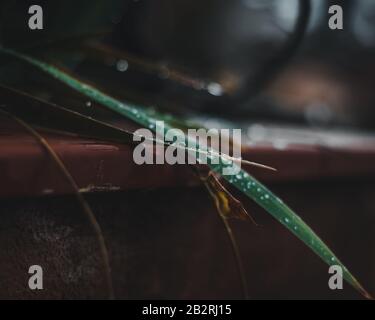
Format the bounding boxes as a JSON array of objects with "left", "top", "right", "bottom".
[
  {"left": 207, "top": 82, "right": 223, "bottom": 96},
  {"left": 116, "top": 60, "right": 129, "bottom": 72}
]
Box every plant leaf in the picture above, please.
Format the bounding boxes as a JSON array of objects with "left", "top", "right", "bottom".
[
  {"left": 194, "top": 167, "right": 256, "bottom": 223},
  {"left": 0, "top": 47, "right": 371, "bottom": 299},
  {"left": 0, "top": 85, "right": 272, "bottom": 176},
  {"left": 0, "top": 84, "right": 135, "bottom": 144},
  {"left": 194, "top": 167, "right": 251, "bottom": 299}
]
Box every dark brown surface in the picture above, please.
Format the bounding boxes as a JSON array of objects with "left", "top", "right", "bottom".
[
  {"left": 0, "top": 183, "right": 374, "bottom": 299},
  {"left": 1, "top": 116, "right": 375, "bottom": 299},
  {"left": 1, "top": 115, "right": 375, "bottom": 198}
]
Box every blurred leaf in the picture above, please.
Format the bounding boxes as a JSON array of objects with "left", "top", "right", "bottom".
[
  {"left": 194, "top": 167, "right": 251, "bottom": 299},
  {"left": 84, "top": 42, "right": 208, "bottom": 92},
  {"left": 0, "top": 47, "right": 371, "bottom": 299},
  {"left": 196, "top": 167, "right": 256, "bottom": 223}
]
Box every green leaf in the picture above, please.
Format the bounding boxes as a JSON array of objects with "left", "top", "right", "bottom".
[{"left": 0, "top": 47, "right": 371, "bottom": 299}]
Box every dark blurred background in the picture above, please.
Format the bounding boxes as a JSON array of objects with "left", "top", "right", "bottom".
[
  {"left": 1, "top": 0, "right": 375, "bottom": 300},
  {"left": 1, "top": 0, "right": 375, "bottom": 128}
]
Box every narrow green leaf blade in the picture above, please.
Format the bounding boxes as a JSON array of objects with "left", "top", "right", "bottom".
[{"left": 1, "top": 47, "right": 370, "bottom": 298}]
